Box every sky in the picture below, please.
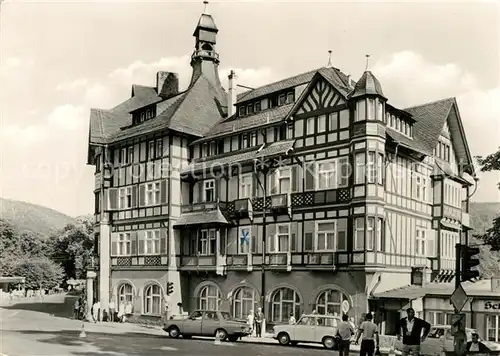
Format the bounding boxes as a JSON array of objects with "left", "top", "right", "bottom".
[{"left": 0, "top": 0, "right": 499, "bottom": 217}]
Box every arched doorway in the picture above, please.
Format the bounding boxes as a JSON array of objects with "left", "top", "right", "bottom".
[
  {"left": 198, "top": 284, "right": 221, "bottom": 310},
  {"left": 271, "top": 287, "right": 301, "bottom": 323},
  {"left": 232, "top": 286, "right": 257, "bottom": 320}
]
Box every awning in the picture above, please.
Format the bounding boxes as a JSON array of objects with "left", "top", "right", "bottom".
[
  {"left": 173, "top": 209, "right": 230, "bottom": 228},
  {"left": 181, "top": 139, "right": 295, "bottom": 175},
  {"left": 373, "top": 285, "right": 427, "bottom": 300}
]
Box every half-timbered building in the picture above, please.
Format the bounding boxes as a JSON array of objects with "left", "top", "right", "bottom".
[{"left": 87, "top": 8, "right": 476, "bottom": 327}]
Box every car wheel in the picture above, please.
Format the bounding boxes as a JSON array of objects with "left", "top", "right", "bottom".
[
  {"left": 322, "top": 336, "right": 335, "bottom": 349},
  {"left": 215, "top": 328, "right": 228, "bottom": 341},
  {"left": 228, "top": 335, "right": 239, "bottom": 342},
  {"left": 168, "top": 326, "right": 180, "bottom": 338},
  {"left": 278, "top": 332, "right": 290, "bottom": 345},
  {"left": 290, "top": 341, "right": 298, "bottom": 346}
]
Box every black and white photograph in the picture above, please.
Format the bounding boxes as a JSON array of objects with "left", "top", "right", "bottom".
[{"left": 0, "top": 1, "right": 499, "bottom": 355}]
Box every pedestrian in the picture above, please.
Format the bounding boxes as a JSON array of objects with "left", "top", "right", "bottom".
[
  {"left": 466, "top": 332, "right": 489, "bottom": 353},
  {"left": 397, "top": 307, "right": 431, "bottom": 356},
  {"left": 337, "top": 314, "right": 354, "bottom": 356},
  {"left": 254, "top": 308, "right": 265, "bottom": 338},
  {"left": 247, "top": 310, "right": 255, "bottom": 336},
  {"left": 73, "top": 298, "right": 80, "bottom": 320},
  {"left": 109, "top": 298, "right": 116, "bottom": 322},
  {"left": 288, "top": 312, "right": 296, "bottom": 325},
  {"left": 355, "top": 313, "right": 379, "bottom": 356},
  {"left": 92, "top": 299, "right": 100, "bottom": 322}
]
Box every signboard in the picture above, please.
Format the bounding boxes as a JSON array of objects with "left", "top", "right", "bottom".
[
  {"left": 341, "top": 300, "right": 350, "bottom": 314},
  {"left": 485, "top": 301, "right": 500, "bottom": 311},
  {"left": 450, "top": 313, "right": 466, "bottom": 336},
  {"left": 450, "top": 284, "right": 468, "bottom": 312}
]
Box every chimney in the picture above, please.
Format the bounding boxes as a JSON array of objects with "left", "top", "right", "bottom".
[
  {"left": 156, "top": 71, "right": 179, "bottom": 99},
  {"left": 227, "top": 70, "right": 237, "bottom": 117},
  {"left": 346, "top": 74, "right": 351, "bottom": 87}
]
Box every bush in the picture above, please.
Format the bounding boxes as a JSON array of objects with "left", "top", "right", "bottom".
[{"left": 13, "top": 257, "right": 64, "bottom": 289}]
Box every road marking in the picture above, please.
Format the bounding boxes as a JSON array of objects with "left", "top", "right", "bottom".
[{"left": 159, "top": 346, "right": 178, "bottom": 351}]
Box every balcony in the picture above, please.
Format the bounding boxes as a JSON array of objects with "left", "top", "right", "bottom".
[
  {"left": 270, "top": 194, "right": 289, "bottom": 215},
  {"left": 291, "top": 188, "right": 351, "bottom": 207},
  {"left": 181, "top": 200, "right": 227, "bottom": 214},
  {"left": 180, "top": 254, "right": 227, "bottom": 275},
  {"left": 305, "top": 252, "right": 336, "bottom": 267},
  {"left": 229, "top": 198, "right": 253, "bottom": 221},
  {"left": 110, "top": 255, "right": 168, "bottom": 269},
  {"left": 443, "top": 204, "right": 462, "bottom": 221}
]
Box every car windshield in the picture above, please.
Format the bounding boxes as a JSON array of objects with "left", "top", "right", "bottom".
[{"left": 220, "top": 312, "right": 232, "bottom": 320}]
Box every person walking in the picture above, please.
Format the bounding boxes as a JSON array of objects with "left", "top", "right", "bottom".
[
  {"left": 109, "top": 298, "right": 116, "bottom": 322},
  {"left": 397, "top": 307, "right": 431, "bottom": 356},
  {"left": 92, "top": 300, "right": 100, "bottom": 322},
  {"left": 73, "top": 298, "right": 80, "bottom": 320},
  {"left": 355, "top": 313, "right": 379, "bottom": 356},
  {"left": 337, "top": 314, "right": 354, "bottom": 356},
  {"left": 254, "top": 308, "right": 265, "bottom": 338}
]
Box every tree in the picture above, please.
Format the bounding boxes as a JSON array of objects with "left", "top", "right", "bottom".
[
  {"left": 476, "top": 147, "right": 500, "bottom": 252},
  {"left": 18, "top": 231, "right": 50, "bottom": 258},
  {"left": 470, "top": 235, "right": 500, "bottom": 278},
  {"left": 13, "top": 257, "right": 64, "bottom": 289},
  {"left": 50, "top": 216, "right": 94, "bottom": 280},
  {"left": 0, "top": 219, "right": 21, "bottom": 276}
]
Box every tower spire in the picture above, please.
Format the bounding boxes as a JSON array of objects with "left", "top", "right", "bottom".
[
  {"left": 365, "top": 54, "right": 371, "bottom": 71},
  {"left": 327, "top": 50, "right": 332, "bottom": 67},
  {"left": 203, "top": 0, "right": 209, "bottom": 14}
]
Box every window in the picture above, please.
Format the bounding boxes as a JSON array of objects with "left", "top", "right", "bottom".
[
  {"left": 377, "top": 101, "right": 383, "bottom": 121},
  {"left": 241, "top": 133, "right": 249, "bottom": 149},
  {"left": 354, "top": 217, "right": 365, "bottom": 250},
  {"left": 118, "top": 283, "right": 133, "bottom": 304},
  {"left": 337, "top": 219, "right": 347, "bottom": 251},
  {"left": 376, "top": 218, "right": 384, "bottom": 251},
  {"left": 143, "top": 284, "right": 162, "bottom": 315},
  {"left": 145, "top": 230, "right": 160, "bottom": 255},
  {"left": 422, "top": 177, "right": 427, "bottom": 202},
  {"left": 247, "top": 103, "right": 254, "bottom": 115},
  {"left": 277, "top": 167, "right": 291, "bottom": 194},
  {"left": 286, "top": 92, "right": 294, "bottom": 104},
  {"left": 272, "top": 224, "right": 290, "bottom": 252},
  {"left": 239, "top": 106, "right": 246, "bottom": 116},
  {"left": 199, "top": 284, "right": 221, "bottom": 310},
  {"left": 238, "top": 227, "right": 252, "bottom": 254},
  {"left": 316, "top": 289, "right": 350, "bottom": 317},
  {"left": 120, "top": 187, "right": 133, "bottom": 209},
  {"left": 120, "top": 148, "right": 127, "bottom": 164},
  {"left": 232, "top": 287, "right": 257, "bottom": 320},
  {"left": 416, "top": 228, "right": 426, "bottom": 256},
  {"left": 377, "top": 153, "right": 384, "bottom": 185},
  {"left": 155, "top": 138, "right": 163, "bottom": 158},
  {"left": 239, "top": 174, "right": 253, "bottom": 199},
  {"left": 145, "top": 182, "right": 160, "bottom": 205},
  {"left": 95, "top": 154, "right": 101, "bottom": 173},
  {"left": 486, "top": 315, "right": 500, "bottom": 342},
  {"left": 338, "top": 157, "right": 349, "bottom": 187},
  {"left": 367, "top": 99, "right": 375, "bottom": 120},
  {"left": 306, "top": 117, "right": 315, "bottom": 135},
  {"left": 140, "top": 111, "right": 146, "bottom": 122},
  {"left": 317, "top": 115, "right": 326, "bottom": 133},
  {"left": 328, "top": 112, "right": 338, "bottom": 131},
  {"left": 271, "top": 288, "right": 301, "bottom": 323},
  {"left": 356, "top": 100, "right": 365, "bottom": 121},
  {"left": 355, "top": 153, "right": 365, "bottom": 184},
  {"left": 199, "top": 229, "right": 216, "bottom": 255},
  {"left": 316, "top": 221, "right": 335, "bottom": 251},
  {"left": 317, "top": 160, "right": 336, "bottom": 190},
  {"left": 118, "top": 233, "right": 131, "bottom": 255},
  {"left": 204, "top": 180, "right": 215, "bottom": 202},
  {"left": 251, "top": 132, "right": 257, "bottom": 146},
  {"left": 415, "top": 175, "right": 426, "bottom": 201},
  {"left": 255, "top": 101, "right": 261, "bottom": 112},
  {"left": 95, "top": 192, "right": 101, "bottom": 214},
  {"left": 278, "top": 94, "right": 286, "bottom": 106},
  {"left": 208, "top": 141, "right": 216, "bottom": 156},
  {"left": 148, "top": 141, "right": 155, "bottom": 160},
  {"left": 367, "top": 152, "right": 376, "bottom": 183}
]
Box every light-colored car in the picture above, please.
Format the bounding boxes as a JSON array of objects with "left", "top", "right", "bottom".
[
  {"left": 163, "top": 309, "right": 251, "bottom": 342},
  {"left": 413, "top": 325, "right": 500, "bottom": 356},
  {"left": 273, "top": 314, "right": 341, "bottom": 349}
]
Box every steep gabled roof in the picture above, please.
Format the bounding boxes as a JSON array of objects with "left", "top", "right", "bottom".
[
  {"left": 89, "top": 109, "right": 130, "bottom": 144},
  {"left": 112, "top": 85, "right": 162, "bottom": 114},
  {"left": 350, "top": 71, "right": 385, "bottom": 99}
]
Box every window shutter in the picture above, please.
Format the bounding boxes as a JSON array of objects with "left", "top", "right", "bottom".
[
  {"left": 139, "top": 184, "right": 145, "bottom": 207},
  {"left": 304, "top": 233, "right": 313, "bottom": 251},
  {"left": 108, "top": 188, "right": 118, "bottom": 210},
  {"left": 290, "top": 222, "right": 297, "bottom": 252},
  {"left": 197, "top": 231, "right": 202, "bottom": 254},
  {"left": 131, "top": 231, "right": 137, "bottom": 255},
  {"left": 305, "top": 162, "right": 315, "bottom": 190},
  {"left": 160, "top": 179, "right": 167, "bottom": 204},
  {"left": 138, "top": 231, "right": 145, "bottom": 255},
  {"left": 131, "top": 186, "right": 138, "bottom": 207},
  {"left": 160, "top": 228, "right": 167, "bottom": 255},
  {"left": 111, "top": 233, "right": 118, "bottom": 256},
  {"left": 267, "top": 224, "right": 276, "bottom": 252},
  {"left": 251, "top": 233, "right": 257, "bottom": 253},
  {"left": 291, "top": 165, "right": 299, "bottom": 193}
]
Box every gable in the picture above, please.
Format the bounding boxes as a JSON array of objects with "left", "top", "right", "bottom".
[
  {"left": 295, "top": 77, "right": 346, "bottom": 115},
  {"left": 442, "top": 120, "right": 450, "bottom": 136},
  {"left": 445, "top": 104, "right": 474, "bottom": 174}
]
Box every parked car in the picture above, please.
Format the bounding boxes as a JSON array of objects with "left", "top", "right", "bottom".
[
  {"left": 163, "top": 309, "right": 251, "bottom": 342},
  {"left": 413, "top": 325, "right": 500, "bottom": 355},
  {"left": 273, "top": 314, "right": 341, "bottom": 349}
]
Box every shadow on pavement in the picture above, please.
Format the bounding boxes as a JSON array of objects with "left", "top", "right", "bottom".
[{"left": 1, "top": 295, "right": 78, "bottom": 319}]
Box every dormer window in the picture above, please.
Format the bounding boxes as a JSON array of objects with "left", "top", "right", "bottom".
[
  {"left": 251, "top": 132, "right": 257, "bottom": 146},
  {"left": 247, "top": 104, "right": 254, "bottom": 115},
  {"left": 239, "top": 106, "right": 246, "bottom": 116},
  {"left": 140, "top": 112, "right": 146, "bottom": 122},
  {"left": 208, "top": 141, "right": 217, "bottom": 156},
  {"left": 255, "top": 101, "right": 261, "bottom": 112},
  {"left": 241, "top": 133, "right": 249, "bottom": 148},
  {"left": 278, "top": 94, "right": 286, "bottom": 106},
  {"left": 286, "top": 92, "right": 295, "bottom": 104}
]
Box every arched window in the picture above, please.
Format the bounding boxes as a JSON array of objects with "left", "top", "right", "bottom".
[
  {"left": 199, "top": 284, "right": 221, "bottom": 310},
  {"left": 271, "top": 287, "right": 301, "bottom": 323},
  {"left": 118, "top": 283, "right": 133, "bottom": 304},
  {"left": 232, "top": 287, "right": 257, "bottom": 320},
  {"left": 316, "top": 289, "right": 350, "bottom": 317},
  {"left": 144, "top": 284, "right": 162, "bottom": 315}
]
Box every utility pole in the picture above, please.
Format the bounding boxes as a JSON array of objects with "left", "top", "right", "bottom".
[
  {"left": 451, "top": 243, "right": 467, "bottom": 356},
  {"left": 260, "top": 167, "right": 268, "bottom": 309}
]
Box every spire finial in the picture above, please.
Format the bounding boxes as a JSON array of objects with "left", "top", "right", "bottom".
[
  {"left": 327, "top": 50, "right": 332, "bottom": 67},
  {"left": 365, "top": 54, "right": 371, "bottom": 71},
  {"left": 203, "top": 0, "right": 209, "bottom": 13}
]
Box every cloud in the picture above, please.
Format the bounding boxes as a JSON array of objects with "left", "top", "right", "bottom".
[
  {"left": 0, "top": 124, "right": 48, "bottom": 146},
  {"left": 47, "top": 105, "right": 86, "bottom": 131},
  {"left": 56, "top": 78, "right": 89, "bottom": 91}
]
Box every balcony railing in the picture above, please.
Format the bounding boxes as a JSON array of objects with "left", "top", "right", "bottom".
[
  {"left": 110, "top": 255, "right": 168, "bottom": 267},
  {"left": 229, "top": 198, "right": 253, "bottom": 220},
  {"left": 443, "top": 204, "right": 462, "bottom": 221},
  {"left": 192, "top": 49, "right": 219, "bottom": 60},
  {"left": 181, "top": 200, "right": 227, "bottom": 214},
  {"left": 291, "top": 188, "right": 351, "bottom": 207}
]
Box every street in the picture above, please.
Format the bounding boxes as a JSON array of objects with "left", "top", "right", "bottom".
[{"left": 0, "top": 294, "right": 334, "bottom": 356}]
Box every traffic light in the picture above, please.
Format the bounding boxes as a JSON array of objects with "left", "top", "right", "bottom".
[
  {"left": 461, "top": 245, "right": 480, "bottom": 282},
  {"left": 167, "top": 282, "right": 174, "bottom": 296}
]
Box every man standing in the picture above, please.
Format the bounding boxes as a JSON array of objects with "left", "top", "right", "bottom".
[
  {"left": 355, "top": 313, "right": 379, "bottom": 356},
  {"left": 109, "top": 298, "right": 116, "bottom": 322},
  {"left": 397, "top": 307, "right": 431, "bottom": 356},
  {"left": 337, "top": 314, "right": 354, "bottom": 356},
  {"left": 254, "top": 308, "right": 265, "bottom": 337},
  {"left": 466, "top": 333, "right": 489, "bottom": 353}
]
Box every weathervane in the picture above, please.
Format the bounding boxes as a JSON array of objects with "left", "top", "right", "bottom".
[
  {"left": 203, "top": 0, "right": 209, "bottom": 13},
  {"left": 327, "top": 50, "right": 332, "bottom": 67},
  {"left": 365, "top": 54, "right": 371, "bottom": 71}
]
